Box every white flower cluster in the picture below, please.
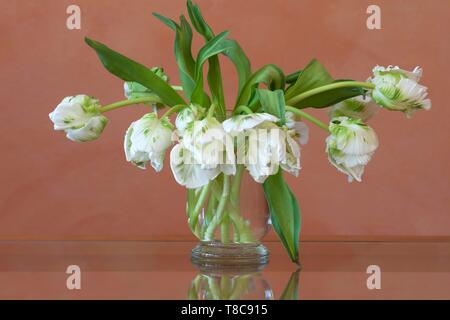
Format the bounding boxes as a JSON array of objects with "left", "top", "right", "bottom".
[
  {"left": 169, "top": 106, "right": 309, "bottom": 188},
  {"left": 48, "top": 65, "right": 430, "bottom": 185}
]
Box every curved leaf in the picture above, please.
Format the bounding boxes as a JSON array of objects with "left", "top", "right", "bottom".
[
  {"left": 152, "top": 13, "right": 202, "bottom": 101},
  {"left": 187, "top": 0, "right": 251, "bottom": 106},
  {"left": 285, "top": 59, "right": 333, "bottom": 100},
  {"left": 235, "top": 64, "right": 285, "bottom": 109},
  {"left": 257, "top": 89, "right": 286, "bottom": 124},
  {"left": 187, "top": 0, "right": 224, "bottom": 114},
  {"left": 191, "top": 31, "right": 231, "bottom": 107},
  {"left": 293, "top": 80, "right": 367, "bottom": 109},
  {"left": 285, "top": 59, "right": 366, "bottom": 109},
  {"left": 85, "top": 37, "right": 185, "bottom": 107},
  {"left": 263, "top": 169, "right": 301, "bottom": 263}
]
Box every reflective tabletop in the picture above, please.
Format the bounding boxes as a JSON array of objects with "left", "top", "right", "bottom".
[{"left": 0, "top": 241, "right": 449, "bottom": 299}]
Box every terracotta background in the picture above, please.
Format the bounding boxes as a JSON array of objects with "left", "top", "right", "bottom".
[{"left": 0, "top": 0, "right": 449, "bottom": 240}]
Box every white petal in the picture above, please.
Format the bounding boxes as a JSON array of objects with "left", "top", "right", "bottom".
[
  {"left": 170, "top": 144, "right": 220, "bottom": 189},
  {"left": 222, "top": 113, "right": 279, "bottom": 135},
  {"left": 65, "top": 116, "right": 108, "bottom": 142}
]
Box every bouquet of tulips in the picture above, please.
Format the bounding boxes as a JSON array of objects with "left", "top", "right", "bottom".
[{"left": 49, "top": 1, "right": 431, "bottom": 263}]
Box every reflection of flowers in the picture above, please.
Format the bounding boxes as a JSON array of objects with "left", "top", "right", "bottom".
[
  {"left": 188, "top": 268, "right": 300, "bottom": 300},
  {"left": 188, "top": 272, "right": 274, "bottom": 300}
]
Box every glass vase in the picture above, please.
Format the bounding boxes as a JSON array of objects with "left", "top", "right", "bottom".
[{"left": 187, "top": 166, "right": 270, "bottom": 268}]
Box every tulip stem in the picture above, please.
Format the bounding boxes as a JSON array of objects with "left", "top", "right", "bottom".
[
  {"left": 233, "top": 105, "right": 253, "bottom": 115},
  {"left": 286, "top": 81, "right": 375, "bottom": 106},
  {"left": 207, "top": 103, "right": 217, "bottom": 119},
  {"left": 161, "top": 104, "right": 187, "bottom": 118},
  {"left": 285, "top": 106, "right": 329, "bottom": 132},
  {"left": 100, "top": 96, "right": 162, "bottom": 113}
]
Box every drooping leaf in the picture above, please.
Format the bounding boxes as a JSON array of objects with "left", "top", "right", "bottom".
[
  {"left": 280, "top": 269, "right": 301, "bottom": 300},
  {"left": 292, "top": 80, "right": 367, "bottom": 109},
  {"left": 191, "top": 31, "right": 231, "bottom": 107},
  {"left": 285, "top": 59, "right": 366, "bottom": 109},
  {"left": 85, "top": 37, "right": 185, "bottom": 107},
  {"left": 223, "top": 40, "right": 251, "bottom": 95},
  {"left": 285, "top": 59, "right": 333, "bottom": 101},
  {"left": 235, "top": 64, "right": 285, "bottom": 109},
  {"left": 257, "top": 89, "right": 286, "bottom": 124},
  {"left": 263, "top": 169, "right": 301, "bottom": 263}
]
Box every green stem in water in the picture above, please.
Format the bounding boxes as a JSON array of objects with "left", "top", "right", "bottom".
[
  {"left": 230, "top": 165, "right": 245, "bottom": 204},
  {"left": 100, "top": 96, "right": 162, "bottom": 113},
  {"left": 205, "top": 175, "right": 230, "bottom": 240},
  {"left": 232, "top": 105, "right": 253, "bottom": 115},
  {"left": 285, "top": 106, "right": 329, "bottom": 132},
  {"left": 286, "top": 81, "right": 375, "bottom": 106},
  {"left": 220, "top": 216, "right": 230, "bottom": 244}
]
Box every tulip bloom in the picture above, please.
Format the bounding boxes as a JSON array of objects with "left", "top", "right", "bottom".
[
  {"left": 326, "top": 117, "right": 379, "bottom": 182},
  {"left": 49, "top": 95, "right": 108, "bottom": 142}
]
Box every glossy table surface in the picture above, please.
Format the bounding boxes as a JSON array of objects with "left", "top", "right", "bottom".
[{"left": 0, "top": 241, "right": 449, "bottom": 300}]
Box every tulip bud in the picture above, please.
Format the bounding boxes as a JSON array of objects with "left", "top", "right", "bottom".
[{"left": 49, "top": 95, "right": 108, "bottom": 142}]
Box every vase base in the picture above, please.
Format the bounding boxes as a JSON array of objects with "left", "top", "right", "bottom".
[{"left": 191, "top": 241, "right": 269, "bottom": 272}]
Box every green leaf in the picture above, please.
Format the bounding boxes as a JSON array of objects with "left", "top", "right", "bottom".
[
  {"left": 257, "top": 89, "right": 286, "bottom": 124},
  {"left": 186, "top": 1, "right": 224, "bottom": 114},
  {"left": 85, "top": 37, "right": 185, "bottom": 107},
  {"left": 292, "top": 80, "right": 367, "bottom": 109},
  {"left": 187, "top": 0, "right": 251, "bottom": 105},
  {"left": 285, "top": 70, "right": 303, "bottom": 84},
  {"left": 152, "top": 13, "right": 200, "bottom": 101},
  {"left": 280, "top": 269, "right": 301, "bottom": 300},
  {"left": 152, "top": 12, "right": 178, "bottom": 30},
  {"left": 223, "top": 40, "right": 251, "bottom": 96},
  {"left": 187, "top": 0, "right": 214, "bottom": 40},
  {"left": 263, "top": 169, "right": 301, "bottom": 263},
  {"left": 235, "top": 64, "right": 285, "bottom": 109},
  {"left": 191, "top": 31, "right": 231, "bottom": 107},
  {"left": 285, "top": 59, "right": 333, "bottom": 100},
  {"left": 285, "top": 59, "right": 366, "bottom": 109}
]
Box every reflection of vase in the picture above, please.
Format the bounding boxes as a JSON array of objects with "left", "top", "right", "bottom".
[
  {"left": 188, "top": 167, "right": 270, "bottom": 267},
  {"left": 188, "top": 270, "right": 274, "bottom": 300}
]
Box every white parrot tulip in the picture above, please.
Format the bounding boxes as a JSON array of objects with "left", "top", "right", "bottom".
[
  {"left": 124, "top": 113, "right": 174, "bottom": 172},
  {"left": 326, "top": 116, "right": 379, "bottom": 182},
  {"left": 49, "top": 95, "right": 108, "bottom": 142},
  {"left": 370, "top": 65, "right": 431, "bottom": 118}
]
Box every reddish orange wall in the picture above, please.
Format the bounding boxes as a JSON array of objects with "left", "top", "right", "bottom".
[{"left": 0, "top": 0, "right": 449, "bottom": 240}]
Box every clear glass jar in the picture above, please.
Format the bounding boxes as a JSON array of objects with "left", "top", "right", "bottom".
[{"left": 187, "top": 166, "right": 270, "bottom": 267}]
